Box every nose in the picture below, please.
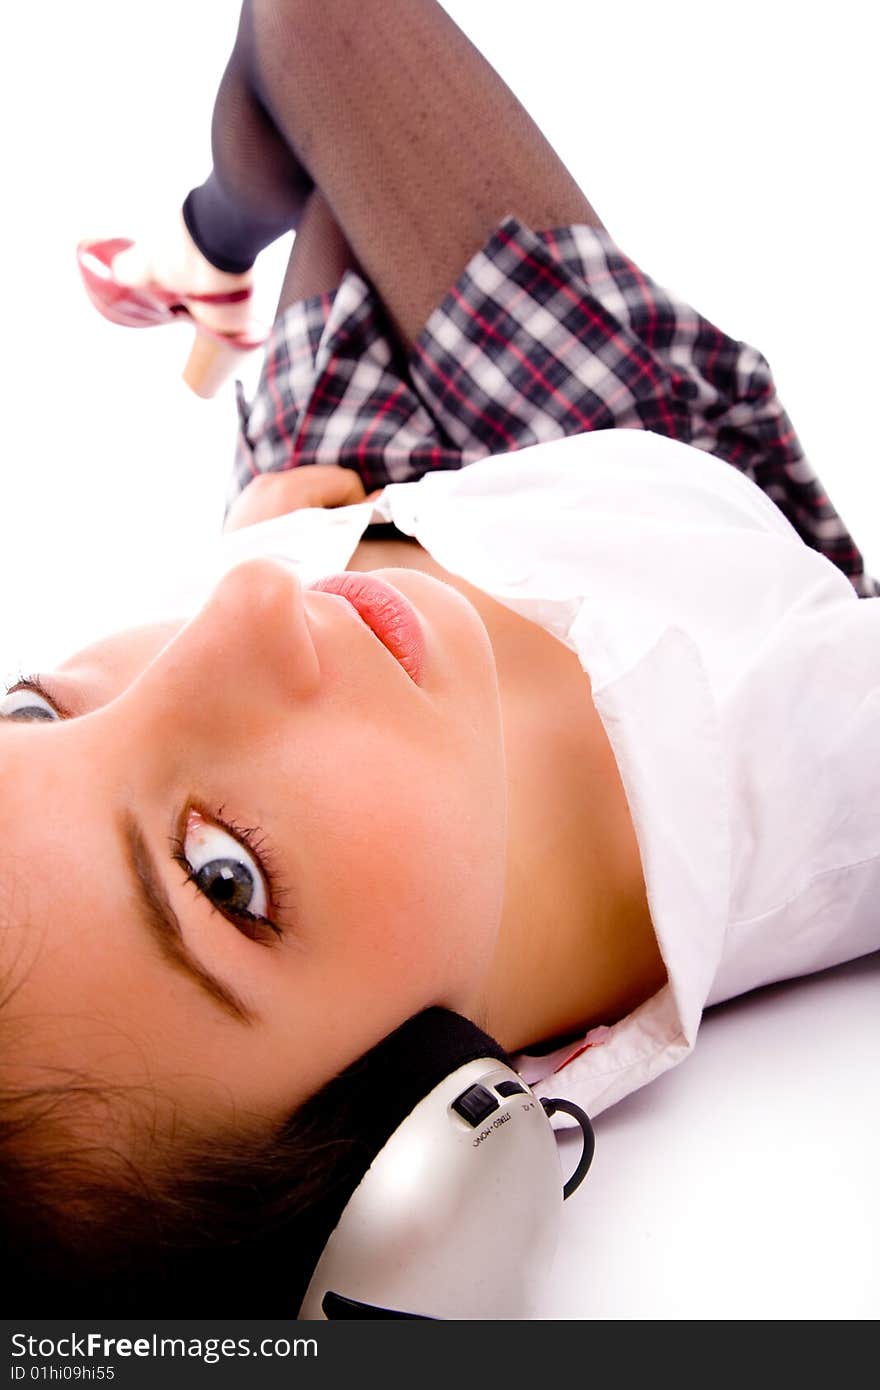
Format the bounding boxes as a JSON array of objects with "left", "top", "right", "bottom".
[
  {"left": 200, "top": 556, "right": 322, "bottom": 693},
  {"left": 143, "top": 557, "right": 322, "bottom": 716}
]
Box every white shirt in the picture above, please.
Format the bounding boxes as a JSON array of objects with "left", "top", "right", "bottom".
[{"left": 186, "top": 429, "right": 880, "bottom": 1116}]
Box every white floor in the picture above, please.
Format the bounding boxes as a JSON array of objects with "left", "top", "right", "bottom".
[
  {"left": 536, "top": 950, "right": 879, "bottom": 1320},
  {"left": 1, "top": 0, "right": 877, "bottom": 1320}
]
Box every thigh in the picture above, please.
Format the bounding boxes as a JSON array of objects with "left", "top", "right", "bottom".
[{"left": 274, "top": 189, "right": 359, "bottom": 319}]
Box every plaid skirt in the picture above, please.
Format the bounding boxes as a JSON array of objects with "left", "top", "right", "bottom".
[{"left": 231, "top": 214, "right": 878, "bottom": 598}]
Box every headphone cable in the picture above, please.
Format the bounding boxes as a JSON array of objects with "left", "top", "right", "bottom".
[{"left": 540, "top": 1096, "right": 596, "bottom": 1199}]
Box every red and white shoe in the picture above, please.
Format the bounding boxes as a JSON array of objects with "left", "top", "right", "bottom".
[{"left": 76, "top": 236, "right": 268, "bottom": 398}]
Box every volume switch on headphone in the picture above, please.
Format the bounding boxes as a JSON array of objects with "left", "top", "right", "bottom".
[{"left": 450, "top": 1084, "right": 499, "bottom": 1125}]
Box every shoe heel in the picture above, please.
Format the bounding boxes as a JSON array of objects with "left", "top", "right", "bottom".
[{"left": 182, "top": 328, "right": 252, "bottom": 399}]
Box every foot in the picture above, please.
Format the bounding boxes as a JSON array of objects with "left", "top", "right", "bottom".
[{"left": 111, "top": 209, "right": 255, "bottom": 338}]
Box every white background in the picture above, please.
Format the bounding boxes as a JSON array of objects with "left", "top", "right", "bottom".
[{"left": 1, "top": 1, "right": 877, "bottom": 1318}]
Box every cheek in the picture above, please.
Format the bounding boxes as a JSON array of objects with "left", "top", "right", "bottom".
[
  {"left": 293, "top": 726, "right": 508, "bottom": 1004},
  {"left": 57, "top": 621, "right": 183, "bottom": 689}
]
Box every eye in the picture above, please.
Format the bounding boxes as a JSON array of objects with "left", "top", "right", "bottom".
[
  {"left": 173, "top": 807, "right": 282, "bottom": 942},
  {"left": 0, "top": 678, "right": 62, "bottom": 722}
]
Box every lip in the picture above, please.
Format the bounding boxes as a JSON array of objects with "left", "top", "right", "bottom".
[{"left": 306, "top": 573, "right": 426, "bottom": 684}]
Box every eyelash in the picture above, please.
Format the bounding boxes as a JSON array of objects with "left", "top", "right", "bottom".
[
  {"left": 3, "top": 676, "right": 291, "bottom": 946},
  {"left": 2, "top": 672, "right": 73, "bottom": 719},
  {"left": 169, "top": 807, "right": 292, "bottom": 945}
]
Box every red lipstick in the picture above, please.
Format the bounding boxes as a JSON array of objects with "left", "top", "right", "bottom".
[{"left": 307, "top": 573, "right": 426, "bottom": 684}]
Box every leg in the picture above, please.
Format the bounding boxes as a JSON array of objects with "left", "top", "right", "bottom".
[
  {"left": 111, "top": 0, "right": 318, "bottom": 343},
  {"left": 273, "top": 188, "right": 359, "bottom": 318},
  {"left": 219, "top": 6, "right": 876, "bottom": 599},
  {"left": 181, "top": 0, "right": 315, "bottom": 272},
  {"left": 186, "top": 0, "right": 602, "bottom": 348},
  {"left": 223, "top": 189, "right": 369, "bottom": 530}
]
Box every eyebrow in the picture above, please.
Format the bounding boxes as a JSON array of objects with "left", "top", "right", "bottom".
[{"left": 120, "top": 810, "right": 255, "bottom": 1026}]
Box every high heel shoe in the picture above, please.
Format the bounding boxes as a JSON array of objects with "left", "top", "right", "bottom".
[{"left": 76, "top": 237, "right": 268, "bottom": 398}]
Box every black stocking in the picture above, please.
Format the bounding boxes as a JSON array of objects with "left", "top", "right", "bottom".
[
  {"left": 183, "top": 0, "right": 601, "bottom": 348},
  {"left": 182, "top": 0, "right": 314, "bottom": 274}
]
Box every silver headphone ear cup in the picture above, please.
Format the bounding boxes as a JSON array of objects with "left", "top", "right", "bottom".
[{"left": 298, "top": 1013, "right": 579, "bottom": 1320}]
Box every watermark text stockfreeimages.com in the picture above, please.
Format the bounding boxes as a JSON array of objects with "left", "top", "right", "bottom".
[{"left": 10, "top": 1332, "right": 317, "bottom": 1370}]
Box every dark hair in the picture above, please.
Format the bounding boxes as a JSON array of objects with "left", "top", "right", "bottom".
[
  {"left": 0, "top": 1061, "right": 373, "bottom": 1317},
  {"left": 2, "top": 1006, "right": 509, "bottom": 1316}
]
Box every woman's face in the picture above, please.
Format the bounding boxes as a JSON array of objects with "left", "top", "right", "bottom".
[{"left": 0, "top": 560, "right": 508, "bottom": 1140}]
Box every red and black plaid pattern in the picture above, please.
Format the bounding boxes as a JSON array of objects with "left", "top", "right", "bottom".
[{"left": 231, "top": 215, "right": 877, "bottom": 597}]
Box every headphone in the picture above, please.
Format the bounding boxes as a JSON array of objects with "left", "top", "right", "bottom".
[
  {"left": 297, "top": 1008, "right": 594, "bottom": 1320},
  {"left": 5, "top": 1008, "right": 592, "bottom": 1318}
]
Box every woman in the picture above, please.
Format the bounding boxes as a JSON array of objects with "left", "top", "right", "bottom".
[{"left": 3, "top": 0, "right": 879, "bottom": 1315}]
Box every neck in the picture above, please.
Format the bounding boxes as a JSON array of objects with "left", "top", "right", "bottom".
[{"left": 474, "top": 604, "right": 665, "bottom": 1055}]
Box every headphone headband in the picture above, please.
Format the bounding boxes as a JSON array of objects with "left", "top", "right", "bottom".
[{"left": 327, "top": 1007, "right": 513, "bottom": 1153}]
